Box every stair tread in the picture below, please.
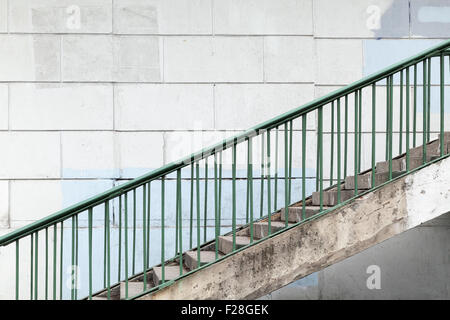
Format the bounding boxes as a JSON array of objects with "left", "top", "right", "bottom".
[
  {"left": 219, "top": 235, "right": 251, "bottom": 245},
  {"left": 185, "top": 250, "right": 223, "bottom": 261}
]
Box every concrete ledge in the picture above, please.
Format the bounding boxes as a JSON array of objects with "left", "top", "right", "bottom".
[{"left": 138, "top": 157, "right": 450, "bottom": 300}]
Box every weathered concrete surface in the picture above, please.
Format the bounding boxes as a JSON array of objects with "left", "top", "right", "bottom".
[{"left": 138, "top": 156, "right": 450, "bottom": 300}]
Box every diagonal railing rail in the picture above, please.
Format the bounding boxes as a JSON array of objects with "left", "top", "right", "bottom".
[{"left": 1, "top": 40, "right": 449, "bottom": 300}]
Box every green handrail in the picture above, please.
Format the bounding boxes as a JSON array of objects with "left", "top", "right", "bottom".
[
  {"left": 1, "top": 39, "right": 449, "bottom": 300},
  {"left": 1, "top": 39, "right": 449, "bottom": 247}
]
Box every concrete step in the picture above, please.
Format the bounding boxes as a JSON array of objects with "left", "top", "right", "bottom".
[
  {"left": 91, "top": 296, "right": 109, "bottom": 300},
  {"left": 153, "top": 265, "right": 188, "bottom": 285},
  {"left": 253, "top": 221, "right": 292, "bottom": 239},
  {"left": 120, "top": 281, "right": 148, "bottom": 299},
  {"left": 345, "top": 171, "right": 404, "bottom": 190},
  {"left": 218, "top": 235, "right": 251, "bottom": 255},
  {"left": 184, "top": 250, "right": 223, "bottom": 271},
  {"left": 409, "top": 140, "right": 440, "bottom": 158},
  {"left": 279, "top": 206, "right": 329, "bottom": 223},
  {"left": 376, "top": 155, "right": 436, "bottom": 173},
  {"left": 311, "top": 189, "right": 356, "bottom": 206}
]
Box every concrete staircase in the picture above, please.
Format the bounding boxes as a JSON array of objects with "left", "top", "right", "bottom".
[{"left": 92, "top": 133, "right": 450, "bottom": 300}]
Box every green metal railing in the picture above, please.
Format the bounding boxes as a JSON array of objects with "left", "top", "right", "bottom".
[{"left": 1, "top": 40, "right": 449, "bottom": 300}]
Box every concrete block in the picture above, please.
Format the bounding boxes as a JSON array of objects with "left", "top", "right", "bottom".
[
  {"left": 315, "top": 39, "right": 363, "bottom": 85},
  {"left": 9, "top": 0, "right": 112, "bottom": 33},
  {"left": 0, "top": 132, "right": 60, "bottom": 179},
  {"left": 10, "top": 180, "right": 62, "bottom": 224},
  {"left": 113, "top": 36, "right": 162, "bottom": 82},
  {"left": 113, "top": 0, "right": 212, "bottom": 34},
  {"left": 153, "top": 265, "right": 188, "bottom": 285},
  {"left": 10, "top": 83, "right": 113, "bottom": 130},
  {"left": 0, "top": 35, "right": 60, "bottom": 81},
  {"left": 409, "top": 140, "right": 440, "bottom": 158},
  {"left": 218, "top": 235, "right": 250, "bottom": 255},
  {"left": 253, "top": 221, "right": 290, "bottom": 239},
  {"left": 62, "top": 35, "right": 113, "bottom": 81},
  {"left": 312, "top": 189, "right": 355, "bottom": 206},
  {"left": 0, "top": 0, "right": 6, "bottom": 32},
  {"left": 0, "top": 181, "right": 8, "bottom": 228},
  {"left": 214, "top": 0, "right": 313, "bottom": 35},
  {"left": 264, "top": 36, "right": 314, "bottom": 82},
  {"left": 345, "top": 171, "right": 404, "bottom": 190},
  {"left": 314, "top": 0, "right": 409, "bottom": 38},
  {"left": 164, "top": 37, "right": 263, "bottom": 82},
  {"left": 411, "top": 0, "right": 450, "bottom": 38},
  {"left": 117, "top": 132, "right": 164, "bottom": 178},
  {"left": 120, "top": 281, "right": 145, "bottom": 299},
  {"left": 214, "top": 84, "right": 314, "bottom": 130},
  {"left": 115, "top": 84, "right": 214, "bottom": 130},
  {"left": 280, "top": 206, "right": 328, "bottom": 223},
  {"left": 184, "top": 250, "right": 223, "bottom": 271},
  {"left": 61, "top": 131, "right": 117, "bottom": 178},
  {"left": 0, "top": 84, "right": 7, "bottom": 130}
]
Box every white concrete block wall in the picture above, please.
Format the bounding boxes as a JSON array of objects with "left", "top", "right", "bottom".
[{"left": 0, "top": 0, "right": 448, "bottom": 299}]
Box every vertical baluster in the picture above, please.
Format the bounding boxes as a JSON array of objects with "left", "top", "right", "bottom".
[
  {"left": 330, "top": 102, "right": 335, "bottom": 187},
  {"left": 423, "top": 59, "right": 427, "bottom": 164},
  {"left": 177, "top": 169, "right": 183, "bottom": 275},
  {"left": 88, "top": 208, "right": 93, "bottom": 300},
  {"left": 386, "top": 79, "right": 389, "bottom": 161},
  {"left": 147, "top": 182, "right": 151, "bottom": 267},
  {"left": 71, "top": 216, "right": 75, "bottom": 300},
  {"left": 59, "top": 222, "right": 63, "bottom": 300},
  {"left": 248, "top": 139, "right": 254, "bottom": 243},
  {"left": 34, "top": 232, "right": 38, "bottom": 300},
  {"left": 406, "top": 67, "right": 410, "bottom": 171},
  {"left": 427, "top": 58, "right": 431, "bottom": 142},
  {"left": 232, "top": 141, "right": 237, "bottom": 251},
  {"left": 125, "top": 193, "right": 129, "bottom": 298},
  {"left": 196, "top": 163, "right": 200, "bottom": 267},
  {"left": 215, "top": 152, "right": 219, "bottom": 259},
  {"left": 302, "top": 115, "right": 307, "bottom": 220},
  {"left": 189, "top": 163, "right": 194, "bottom": 249},
  {"left": 413, "top": 64, "right": 418, "bottom": 147},
  {"left": 318, "top": 107, "right": 324, "bottom": 210},
  {"left": 75, "top": 215, "right": 79, "bottom": 300},
  {"left": 53, "top": 225, "right": 57, "bottom": 300},
  {"left": 358, "top": 89, "right": 362, "bottom": 173},
  {"left": 204, "top": 162, "right": 208, "bottom": 242},
  {"left": 45, "top": 228, "right": 48, "bottom": 300},
  {"left": 389, "top": 76, "right": 394, "bottom": 180},
  {"left": 143, "top": 184, "right": 147, "bottom": 291},
  {"left": 118, "top": 195, "right": 122, "bottom": 283},
  {"left": 354, "top": 90, "right": 359, "bottom": 195},
  {"left": 218, "top": 151, "right": 223, "bottom": 235},
  {"left": 105, "top": 203, "right": 110, "bottom": 300},
  {"left": 399, "top": 70, "right": 404, "bottom": 154},
  {"left": 30, "top": 234, "right": 33, "bottom": 300},
  {"left": 274, "top": 127, "right": 279, "bottom": 211},
  {"left": 267, "top": 129, "right": 271, "bottom": 235},
  {"left": 132, "top": 189, "right": 136, "bottom": 275},
  {"left": 337, "top": 99, "right": 341, "bottom": 203},
  {"left": 288, "top": 120, "right": 293, "bottom": 204},
  {"left": 161, "top": 176, "right": 166, "bottom": 282},
  {"left": 372, "top": 83, "right": 376, "bottom": 187},
  {"left": 344, "top": 95, "right": 349, "bottom": 178},
  {"left": 284, "top": 123, "right": 289, "bottom": 224},
  {"left": 260, "top": 132, "right": 265, "bottom": 218},
  {"left": 15, "top": 240, "right": 19, "bottom": 300},
  {"left": 440, "top": 53, "right": 445, "bottom": 156}
]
